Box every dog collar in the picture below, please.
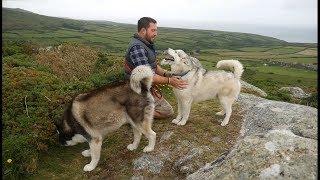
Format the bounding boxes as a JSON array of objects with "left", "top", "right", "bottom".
[{"left": 175, "top": 70, "right": 190, "bottom": 77}]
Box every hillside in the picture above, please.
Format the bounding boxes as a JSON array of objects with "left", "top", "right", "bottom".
[
  {"left": 2, "top": 7, "right": 317, "bottom": 179},
  {"left": 2, "top": 7, "right": 289, "bottom": 52}
]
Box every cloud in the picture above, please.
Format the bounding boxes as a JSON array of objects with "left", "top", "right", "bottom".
[{"left": 3, "top": 0, "right": 317, "bottom": 27}]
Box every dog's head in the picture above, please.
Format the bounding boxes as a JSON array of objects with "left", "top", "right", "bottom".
[
  {"left": 55, "top": 121, "right": 72, "bottom": 146},
  {"left": 161, "top": 48, "right": 202, "bottom": 75},
  {"left": 55, "top": 108, "right": 87, "bottom": 146}
]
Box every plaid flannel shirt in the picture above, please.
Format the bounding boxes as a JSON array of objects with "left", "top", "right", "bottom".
[{"left": 128, "top": 45, "right": 149, "bottom": 66}]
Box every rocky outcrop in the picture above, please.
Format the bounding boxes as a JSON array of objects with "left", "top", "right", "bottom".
[
  {"left": 241, "top": 80, "right": 267, "bottom": 97},
  {"left": 280, "top": 86, "right": 311, "bottom": 99},
  {"left": 187, "top": 93, "right": 318, "bottom": 180}
]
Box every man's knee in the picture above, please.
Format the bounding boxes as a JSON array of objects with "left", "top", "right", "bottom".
[{"left": 167, "top": 107, "right": 174, "bottom": 117}]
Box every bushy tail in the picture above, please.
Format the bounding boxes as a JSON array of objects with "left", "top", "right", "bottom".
[
  {"left": 130, "top": 65, "right": 154, "bottom": 94},
  {"left": 217, "top": 60, "right": 244, "bottom": 79}
]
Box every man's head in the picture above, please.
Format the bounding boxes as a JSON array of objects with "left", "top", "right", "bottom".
[{"left": 138, "top": 17, "right": 157, "bottom": 43}]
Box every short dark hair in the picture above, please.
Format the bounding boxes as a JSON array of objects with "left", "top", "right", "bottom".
[{"left": 137, "top": 17, "right": 157, "bottom": 32}]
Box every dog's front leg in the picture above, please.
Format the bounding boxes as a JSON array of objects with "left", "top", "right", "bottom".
[
  {"left": 83, "top": 137, "right": 102, "bottom": 172},
  {"left": 177, "top": 98, "right": 193, "bottom": 126},
  {"left": 140, "top": 120, "right": 156, "bottom": 152},
  {"left": 127, "top": 126, "right": 142, "bottom": 151},
  {"left": 172, "top": 97, "right": 183, "bottom": 124},
  {"left": 143, "top": 129, "right": 156, "bottom": 152}
]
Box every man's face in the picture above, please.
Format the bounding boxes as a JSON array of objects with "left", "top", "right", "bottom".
[{"left": 145, "top": 23, "right": 157, "bottom": 43}]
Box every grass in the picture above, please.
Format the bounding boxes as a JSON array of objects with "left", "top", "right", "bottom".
[{"left": 249, "top": 66, "right": 317, "bottom": 79}]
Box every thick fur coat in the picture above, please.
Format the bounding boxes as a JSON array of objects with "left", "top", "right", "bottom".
[
  {"left": 161, "top": 48, "right": 244, "bottom": 126},
  {"left": 55, "top": 65, "right": 156, "bottom": 171}
]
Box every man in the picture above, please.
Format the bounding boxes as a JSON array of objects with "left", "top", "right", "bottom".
[{"left": 124, "top": 17, "right": 188, "bottom": 119}]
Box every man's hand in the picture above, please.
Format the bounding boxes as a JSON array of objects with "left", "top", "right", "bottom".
[{"left": 170, "top": 77, "right": 188, "bottom": 89}]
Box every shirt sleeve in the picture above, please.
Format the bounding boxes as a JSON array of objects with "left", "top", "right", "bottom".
[{"left": 129, "top": 45, "right": 149, "bottom": 66}]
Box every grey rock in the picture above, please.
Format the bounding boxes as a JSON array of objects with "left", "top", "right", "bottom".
[
  {"left": 238, "top": 94, "right": 317, "bottom": 139},
  {"left": 188, "top": 129, "right": 317, "bottom": 180},
  {"left": 211, "top": 137, "right": 221, "bottom": 143},
  {"left": 187, "top": 93, "right": 318, "bottom": 180},
  {"left": 131, "top": 175, "right": 144, "bottom": 180},
  {"left": 280, "top": 86, "right": 311, "bottom": 98},
  {"left": 159, "top": 131, "right": 174, "bottom": 143},
  {"left": 174, "top": 148, "right": 204, "bottom": 175},
  {"left": 133, "top": 154, "right": 163, "bottom": 174}
]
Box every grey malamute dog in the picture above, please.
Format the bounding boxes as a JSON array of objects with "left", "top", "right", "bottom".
[
  {"left": 161, "top": 48, "right": 243, "bottom": 126},
  {"left": 55, "top": 65, "right": 156, "bottom": 172}
]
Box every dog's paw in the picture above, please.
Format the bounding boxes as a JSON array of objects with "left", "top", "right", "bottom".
[
  {"left": 177, "top": 120, "right": 187, "bottom": 126},
  {"left": 221, "top": 120, "right": 229, "bottom": 126},
  {"left": 172, "top": 118, "right": 180, "bottom": 124},
  {"left": 83, "top": 164, "right": 96, "bottom": 172},
  {"left": 81, "top": 150, "right": 91, "bottom": 157},
  {"left": 143, "top": 146, "right": 154, "bottom": 152},
  {"left": 127, "top": 144, "right": 138, "bottom": 151},
  {"left": 216, "top": 111, "right": 225, "bottom": 116}
]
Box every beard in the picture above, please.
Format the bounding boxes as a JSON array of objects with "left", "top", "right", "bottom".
[{"left": 145, "top": 34, "right": 155, "bottom": 44}]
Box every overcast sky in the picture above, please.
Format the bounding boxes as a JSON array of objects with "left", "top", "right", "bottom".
[{"left": 3, "top": 0, "right": 318, "bottom": 42}]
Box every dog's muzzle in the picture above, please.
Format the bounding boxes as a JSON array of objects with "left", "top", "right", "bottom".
[{"left": 164, "top": 57, "right": 175, "bottom": 61}]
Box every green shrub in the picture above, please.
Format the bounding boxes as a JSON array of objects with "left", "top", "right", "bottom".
[
  {"left": 2, "top": 54, "right": 36, "bottom": 68},
  {"left": 267, "top": 90, "right": 292, "bottom": 102},
  {"left": 2, "top": 44, "right": 25, "bottom": 56},
  {"left": 301, "top": 92, "right": 318, "bottom": 108},
  {"left": 2, "top": 135, "right": 38, "bottom": 179},
  {"left": 2, "top": 64, "right": 63, "bottom": 177},
  {"left": 89, "top": 69, "right": 124, "bottom": 87}
]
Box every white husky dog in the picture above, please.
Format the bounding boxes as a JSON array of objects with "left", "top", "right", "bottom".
[{"left": 161, "top": 48, "right": 243, "bottom": 126}]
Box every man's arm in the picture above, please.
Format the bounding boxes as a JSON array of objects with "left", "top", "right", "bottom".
[
  {"left": 154, "top": 71, "right": 188, "bottom": 90},
  {"left": 129, "top": 45, "right": 149, "bottom": 66},
  {"left": 155, "top": 64, "right": 172, "bottom": 77}
]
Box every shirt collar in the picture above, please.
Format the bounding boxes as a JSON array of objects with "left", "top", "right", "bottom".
[{"left": 133, "top": 33, "right": 155, "bottom": 50}]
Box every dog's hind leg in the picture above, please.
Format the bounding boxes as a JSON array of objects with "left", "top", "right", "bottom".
[
  {"left": 83, "top": 136, "right": 102, "bottom": 172},
  {"left": 127, "top": 126, "right": 142, "bottom": 151},
  {"left": 219, "top": 97, "right": 234, "bottom": 126}
]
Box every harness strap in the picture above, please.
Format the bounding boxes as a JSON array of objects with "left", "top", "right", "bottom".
[{"left": 124, "top": 61, "right": 132, "bottom": 72}]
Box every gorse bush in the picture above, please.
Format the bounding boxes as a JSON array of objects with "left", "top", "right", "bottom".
[
  {"left": 35, "top": 42, "right": 98, "bottom": 81},
  {"left": 2, "top": 41, "right": 119, "bottom": 178}
]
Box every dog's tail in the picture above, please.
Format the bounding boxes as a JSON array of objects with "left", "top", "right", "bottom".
[
  {"left": 217, "top": 60, "right": 244, "bottom": 79},
  {"left": 130, "top": 65, "right": 154, "bottom": 94}
]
